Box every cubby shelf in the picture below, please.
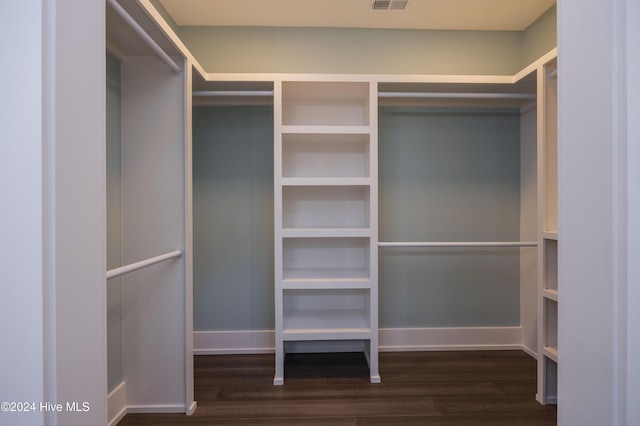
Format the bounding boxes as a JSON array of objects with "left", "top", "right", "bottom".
[
  {"left": 274, "top": 79, "right": 379, "bottom": 385},
  {"left": 537, "top": 56, "right": 559, "bottom": 405}
]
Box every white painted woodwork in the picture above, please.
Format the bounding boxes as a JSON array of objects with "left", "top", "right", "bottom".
[
  {"left": 275, "top": 80, "right": 380, "bottom": 385},
  {"left": 51, "top": 1, "right": 109, "bottom": 424},
  {"left": 536, "top": 55, "right": 558, "bottom": 405},
  {"left": 558, "top": 0, "right": 639, "bottom": 424},
  {"left": 120, "top": 55, "right": 192, "bottom": 413},
  {"left": 1, "top": 4, "right": 47, "bottom": 425}
]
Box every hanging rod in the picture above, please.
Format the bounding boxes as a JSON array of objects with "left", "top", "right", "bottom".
[
  {"left": 547, "top": 69, "right": 558, "bottom": 80},
  {"left": 378, "top": 241, "right": 538, "bottom": 248},
  {"left": 106, "top": 250, "right": 183, "bottom": 280},
  {"left": 378, "top": 92, "right": 537, "bottom": 100},
  {"left": 107, "top": 0, "right": 181, "bottom": 74},
  {"left": 193, "top": 90, "right": 274, "bottom": 97}
]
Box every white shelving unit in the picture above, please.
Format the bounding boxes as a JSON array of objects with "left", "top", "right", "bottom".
[
  {"left": 274, "top": 79, "right": 380, "bottom": 385},
  {"left": 537, "top": 56, "right": 558, "bottom": 404}
]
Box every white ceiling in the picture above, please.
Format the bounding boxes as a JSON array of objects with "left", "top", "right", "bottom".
[{"left": 159, "top": 0, "right": 556, "bottom": 31}]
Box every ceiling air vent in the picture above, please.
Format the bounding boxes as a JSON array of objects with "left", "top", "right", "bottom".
[{"left": 372, "top": 0, "right": 408, "bottom": 10}]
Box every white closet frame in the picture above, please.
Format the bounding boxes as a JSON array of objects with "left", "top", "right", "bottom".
[
  {"left": 106, "top": 1, "right": 195, "bottom": 423},
  {"left": 536, "top": 55, "right": 559, "bottom": 405}
]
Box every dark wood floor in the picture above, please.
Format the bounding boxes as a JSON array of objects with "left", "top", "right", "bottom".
[{"left": 118, "top": 350, "right": 556, "bottom": 425}]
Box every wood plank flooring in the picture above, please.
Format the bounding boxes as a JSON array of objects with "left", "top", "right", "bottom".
[{"left": 117, "top": 350, "right": 556, "bottom": 425}]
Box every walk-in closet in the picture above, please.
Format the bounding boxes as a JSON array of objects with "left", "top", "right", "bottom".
[
  {"left": 105, "top": 0, "right": 559, "bottom": 423},
  {"left": 6, "top": 1, "right": 637, "bottom": 425}
]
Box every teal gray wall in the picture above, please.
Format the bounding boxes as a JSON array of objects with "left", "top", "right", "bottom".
[
  {"left": 378, "top": 107, "right": 521, "bottom": 327},
  {"left": 150, "top": 0, "right": 181, "bottom": 36},
  {"left": 192, "top": 106, "right": 522, "bottom": 330},
  {"left": 522, "top": 5, "right": 557, "bottom": 66},
  {"left": 106, "top": 52, "right": 123, "bottom": 392},
  {"left": 177, "top": 5, "right": 555, "bottom": 75},
  {"left": 180, "top": 27, "right": 523, "bottom": 75},
  {"left": 192, "top": 106, "right": 274, "bottom": 330}
]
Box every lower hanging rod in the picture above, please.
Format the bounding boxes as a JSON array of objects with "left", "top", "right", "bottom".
[
  {"left": 106, "top": 249, "right": 183, "bottom": 280},
  {"left": 378, "top": 241, "right": 537, "bottom": 248}
]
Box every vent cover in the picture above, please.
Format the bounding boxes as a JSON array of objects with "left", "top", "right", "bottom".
[{"left": 372, "top": 0, "right": 408, "bottom": 10}]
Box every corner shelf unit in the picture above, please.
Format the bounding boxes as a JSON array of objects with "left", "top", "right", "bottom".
[
  {"left": 537, "top": 56, "right": 558, "bottom": 404},
  {"left": 274, "top": 79, "right": 380, "bottom": 385}
]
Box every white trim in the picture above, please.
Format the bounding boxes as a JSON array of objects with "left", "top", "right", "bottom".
[
  {"left": 194, "top": 330, "right": 274, "bottom": 355},
  {"left": 521, "top": 344, "right": 538, "bottom": 359},
  {"left": 194, "top": 327, "right": 525, "bottom": 354},
  {"left": 379, "top": 326, "right": 523, "bottom": 351},
  {"left": 107, "top": 381, "right": 127, "bottom": 426},
  {"left": 126, "top": 404, "right": 187, "bottom": 413}
]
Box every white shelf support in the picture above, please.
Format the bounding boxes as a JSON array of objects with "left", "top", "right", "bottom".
[
  {"left": 106, "top": 250, "right": 183, "bottom": 280},
  {"left": 107, "top": 0, "right": 181, "bottom": 74},
  {"left": 378, "top": 241, "right": 537, "bottom": 248}
]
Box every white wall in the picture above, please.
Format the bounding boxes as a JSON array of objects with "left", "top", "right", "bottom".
[
  {"left": 51, "top": 1, "right": 108, "bottom": 424},
  {"left": 558, "top": 0, "right": 638, "bottom": 424},
  {"left": 0, "top": 1, "right": 107, "bottom": 425},
  {"left": 121, "top": 56, "right": 189, "bottom": 411},
  {"left": 625, "top": 1, "right": 640, "bottom": 424},
  {"left": 0, "top": 3, "right": 46, "bottom": 424}
]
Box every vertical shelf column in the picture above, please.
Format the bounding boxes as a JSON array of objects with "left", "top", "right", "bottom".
[
  {"left": 274, "top": 79, "right": 379, "bottom": 385},
  {"left": 537, "top": 57, "right": 558, "bottom": 405}
]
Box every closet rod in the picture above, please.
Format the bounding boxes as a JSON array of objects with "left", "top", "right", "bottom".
[
  {"left": 378, "top": 92, "right": 537, "bottom": 100},
  {"left": 107, "top": 0, "right": 181, "bottom": 74},
  {"left": 378, "top": 241, "right": 538, "bottom": 248},
  {"left": 193, "top": 90, "right": 274, "bottom": 97},
  {"left": 547, "top": 69, "right": 558, "bottom": 80},
  {"left": 106, "top": 249, "right": 183, "bottom": 280}
]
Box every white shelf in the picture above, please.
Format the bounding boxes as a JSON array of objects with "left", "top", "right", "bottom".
[
  {"left": 283, "top": 185, "right": 370, "bottom": 229},
  {"left": 537, "top": 55, "right": 559, "bottom": 405},
  {"left": 281, "top": 279, "right": 373, "bottom": 290},
  {"left": 542, "top": 289, "right": 558, "bottom": 301},
  {"left": 283, "top": 289, "right": 371, "bottom": 337},
  {"left": 281, "top": 177, "right": 371, "bottom": 186},
  {"left": 275, "top": 79, "right": 378, "bottom": 384},
  {"left": 283, "top": 267, "right": 370, "bottom": 281},
  {"left": 282, "top": 132, "right": 370, "bottom": 178},
  {"left": 282, "top": 125, "right": 372, "bottom": 134},
  {"left": 544, "top": 239, "right": 558, "bottom": 292},
  {"left": 283, "top": 310, "right": 371, "bottom": 334},
  {"left": 281, "top": 81, "right": 370, "bottom": 126},
  {"left": 282, "top": 228, "right": 371, "bottom": 238},
  {"left": 543, "top": 346, "right": 559, "bottom": 363}
]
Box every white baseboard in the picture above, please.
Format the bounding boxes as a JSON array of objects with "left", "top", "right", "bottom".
[
  {"left": 379, "top": 326, "right": 523, "bottom": 352},
  {"left": 194, "top": 330, "right": 274, "bottom": 354},
  {"left": 107, "top": 381, "right": 127, "bottom": 426},
  {"left": 521, "top": 344, "right": 538, "bottom": 359},
  {"left": 194, "top": 326, "right": 525, "bottom": 354},
  {"left": 126, "top": 404, "right": 187, "bottom": 413},
  {"left": 107, "top": 380, "right": 195, "bottom": 423}
]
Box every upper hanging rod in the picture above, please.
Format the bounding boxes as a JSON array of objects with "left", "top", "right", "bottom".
[
  {"left": 106, "top": 249, "right": 183, "bottom": 280},
  {"left": 108, "top": 0, "right": 181, "bottom": 74},
  {"left": 193, "top": 90, "right": 274, "bottom": 97},
  {"left": 547, "top": 69, "right": 558, "bottom": 80},
  {"left": 378, "top": 92, "right": 537, "bottom": 100},
  {"left": 378, "top": 241, "right": 538, "bottom": 248}
]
